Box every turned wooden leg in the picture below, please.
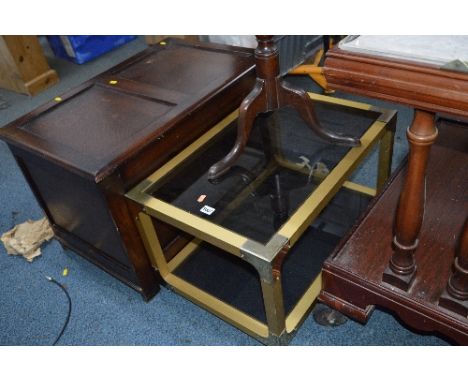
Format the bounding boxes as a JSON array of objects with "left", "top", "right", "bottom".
[
  {"left": 279, "top": 80, "right": 360, "bottom": 147},
  {"left": 383, "top": 110, "right": 438, "bottom": 290},
  {"left": 208, "top": 35, "right": 276, "bottom": 180},
  {"left": 447, "top": 219, "right": 468, "bottom": 299},
  {"left": 208, "top": 79, "right": 265, "bottom": 180},
  {"left": 439, "top": 218, "right": 468, "bottom": 316}
]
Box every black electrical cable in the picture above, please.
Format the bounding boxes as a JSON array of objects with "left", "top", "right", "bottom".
[{"left": 46, "top": 276, "right": 72, "bottom": 346}]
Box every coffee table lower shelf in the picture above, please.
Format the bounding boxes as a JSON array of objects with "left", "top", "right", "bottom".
[{"left": 138, "top": 188, "right": 371, "bottom": 344}]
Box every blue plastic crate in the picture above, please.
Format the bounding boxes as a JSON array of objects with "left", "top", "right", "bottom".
[{"left": 47, "top": 35, "right": 137, "bottom": 64}]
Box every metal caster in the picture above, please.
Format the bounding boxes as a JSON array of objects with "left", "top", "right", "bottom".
[{"left": 313, "top": 305, "right": 348, "bottom": 327}]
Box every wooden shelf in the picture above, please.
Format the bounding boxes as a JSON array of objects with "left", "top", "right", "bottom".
[{"left": 320, "top": 120, "right": 468, "bottom": 344}]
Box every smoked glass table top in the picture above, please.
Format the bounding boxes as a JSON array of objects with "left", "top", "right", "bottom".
[{"left": 148, "top": 97, "right": 380, "bottom": 245}]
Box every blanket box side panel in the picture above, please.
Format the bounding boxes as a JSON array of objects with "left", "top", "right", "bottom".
[{"left": 9, "top": 145, "right": 141, "bottom": 287}]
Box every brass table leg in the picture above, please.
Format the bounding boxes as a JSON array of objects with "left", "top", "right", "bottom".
[
  {"left": 376, "top": 115, "right": 396, "bottom": 193},
  {"left": 208, "top": 35, "right": 360, "bottom": 180},
  {"left": 439, "top": 218, "right": 468, "bottom": 317},
  {"left": 383, "top": 109, "right": 438, "bottom": 290},
  {"left": 260, "top": 271, "right": 286, "bottom": 338}
]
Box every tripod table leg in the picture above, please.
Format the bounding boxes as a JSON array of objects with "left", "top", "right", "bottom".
[{"left": 208, "top": 80, "right": 266, "bottom": 180}]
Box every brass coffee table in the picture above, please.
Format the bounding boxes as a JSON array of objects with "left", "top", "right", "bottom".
[{"left": 127, "top": 92, "right": 396, "bottom": 344}]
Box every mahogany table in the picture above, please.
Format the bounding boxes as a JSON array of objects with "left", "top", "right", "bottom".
[
  {"left": 208, "top": 35, "right": 360, "bottom": 180},
  {"left": 319, "top": 36, "right": 468, "bottom": 343}
]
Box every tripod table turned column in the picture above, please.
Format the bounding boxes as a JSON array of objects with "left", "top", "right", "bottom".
[{"left": 208, "top": 35, "right": 360, "bottom": 180}]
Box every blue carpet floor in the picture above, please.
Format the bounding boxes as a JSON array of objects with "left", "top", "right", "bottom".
[{"left": 0, "top": 37, "right": 450, "bottom": 345}]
